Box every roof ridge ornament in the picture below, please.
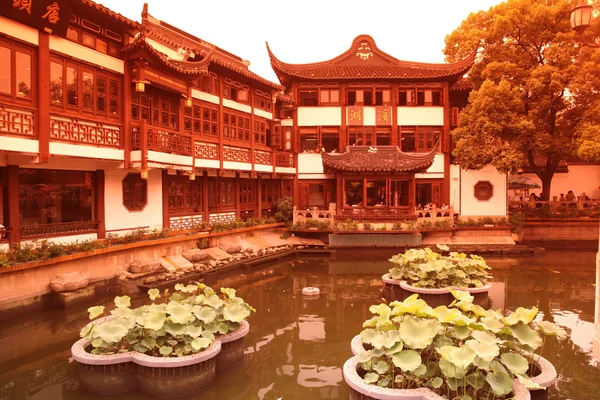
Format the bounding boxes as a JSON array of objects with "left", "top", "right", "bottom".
[{"left": 356, "top": 40, "right": 373, "bottom": 61}]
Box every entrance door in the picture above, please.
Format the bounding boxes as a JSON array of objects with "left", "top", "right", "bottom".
[
  {"left": 416, "top": 182, "right": 442, "bottom": 207},
  {"left": 299, "top": 183, "right": 332, "bottom": 209}
]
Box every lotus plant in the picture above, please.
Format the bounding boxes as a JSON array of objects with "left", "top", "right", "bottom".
[
  {"left": 388, "top": 245, "right": 492, "bottom": 289},
  {"left": 356, "top": 290, "right": 566, "bottom": 399},
  {"left": 80, "top": 282, "right": 255, "bottom": 357}
]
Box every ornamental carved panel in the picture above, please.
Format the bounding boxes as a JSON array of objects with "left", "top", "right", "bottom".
[
  {"left": 123, "top": 173, "right": 148, "bottom": 212},
  {"left": 170, "top": 215, "right": 203, "bottom": 231},
  {"left": 474, "top": 181, "right": 494, "bottom": 201},
  {"left": 254, "top": 150, "right": 272, "bottom": 165},
  {"left": 223, "top": 145, "right": 251, "bottom": 163},
  {"left": 0, "top": 105, "right": 34, "bottom": 136},
  {"left": 209, "top": 212, "right": 235, "bottom": 224},
  {"left": 50, "top": 116, "right": 120, "bottom": 147},
  {"left": 195, "top": 142, "right": 219, "bottom": 159}
]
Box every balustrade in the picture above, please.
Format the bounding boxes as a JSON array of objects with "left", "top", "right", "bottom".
[
  {"left": 223, "top": 145, "right": 251, "bottom": 163},
  {"left": 0, "top": 105, "right": 35, "bottom": 136},
  {"left": 275, "top": 152, "right": 294, "bottom": 168},
  {"left": 254, "top": 149, "right": 272, "bottom": 165},
  {"left": 131, "top": 125, "right": 192, "bottom": 156},
  {"left": 20, "top": 221, "right": 100, "bottom": 238},
  {"left": 337, "top": 207, "right": 414, "bottom": 222},
  {"left": 50, "top": 115, "right": 120, "bottom": 147},
  {"left": 194, "top": 141, "right": 219, "bottom": 159}
]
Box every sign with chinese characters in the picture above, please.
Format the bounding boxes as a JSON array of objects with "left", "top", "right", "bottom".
[
  {"left": 347, "top": 106, "right": 363, "bottom": 126},
  {"left": 1, "top": 0, "right": 72, "bottom": 37},
  {"left": 376, "top": 106, "right": 392, "bottom": 125}
]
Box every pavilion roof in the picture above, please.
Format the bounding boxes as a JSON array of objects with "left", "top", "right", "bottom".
[
  {"left": 141, "top": 5, "right": 283, "bottom": 90},
  {"left": 450, "top": 78, "right": 473, "bottom": 91},
  {"left": 266, "top": 35, "right": 476, "bottom": 87},
  {"left": 77, "top": 0, "right": 140, "bottom": 29},
  {"left": 321, "top": 145, "right": 436, "bottom": 173}
]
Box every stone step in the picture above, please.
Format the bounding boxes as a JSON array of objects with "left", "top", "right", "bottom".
[
  {"left": 161, "top": 254, "right": 193, "bottom": 271},
  {"left": 203, "top": 247, "right": 232, "bottom": 261}
]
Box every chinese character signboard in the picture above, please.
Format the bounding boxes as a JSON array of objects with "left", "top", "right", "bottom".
[
  {"left": 376, "top": 106, "right": 392, "bottom": 125},
  {"left": 1, "top": 0, "right": 72, "bottom": 37},
  {"left": 347, "top": 106, "right": 363, "bottom": 126}
]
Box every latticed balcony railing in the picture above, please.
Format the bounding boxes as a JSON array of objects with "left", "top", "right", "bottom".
[
  {"left": 275, "top": 152, "right": 294, "bottom": 168},
  {"left": 0, "top": 104, "right": 35, "bottom": 137},
  {"left": 337, "top": 207, "right": 416, "bottom": 222},
  {"left": 20, "top": 220, "right": 101, "bottom": 238},
  {"left": 131, "top": 124, "right": 192, "bottom": 156},
  {"left": 50, "top": 115, "right": 121, "bottom": 147}
]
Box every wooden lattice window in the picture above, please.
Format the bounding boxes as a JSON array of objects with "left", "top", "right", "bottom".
[
  {"left": 474, "top": 181, "right": 494, "bottom": 201},
  {"left": 122, "top": 173, "right": 147, "bottom": 211},
  {"left": 202, "top": 103, "right": 218, "bottom": 136}
]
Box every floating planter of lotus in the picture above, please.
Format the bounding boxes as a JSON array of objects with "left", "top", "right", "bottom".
[
  {"left": 382, "top": 245, "right": 492, "bottom": 307},
  {"left": 344, "top": 291, "right": 565, "bottom": 400},
  {"left": 72, "top": 283, "right": 254, "bottom": 398}
]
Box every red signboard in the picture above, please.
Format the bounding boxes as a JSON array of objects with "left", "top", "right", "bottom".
[
  {"left": 347, "top": 106, "right": 363, "bottom": 126},
  {"left": 1, "top": 0, "right": 72, "bottom": 37},
  {"left": 376, "top": 106, "right": 392, "bottom": 125}
]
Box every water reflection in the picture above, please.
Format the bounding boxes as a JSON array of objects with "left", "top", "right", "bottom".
[{"left": 0, "top": 252, "right": 598, "bottom": 400}]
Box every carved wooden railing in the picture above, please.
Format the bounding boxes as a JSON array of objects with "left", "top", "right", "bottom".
[
  {"left": 509, "top": 199, "right": 598, "bottom": 210},
  {"left": 415, "top": 206, "right": 454, "bottom": 223},
  {"left": 0, "top": 104, "right": 35, "bottom": 136},
  {"left": 275, "top": 152, "right": 294, "bottom": 168},
  {"left": 131, "top": 125, "right": 192, "bottom": 156},
  {"left": 49, "top": 115, "right": 120, "bottom": 147},
  {"left": 20, "top": 220, "right": 100, "bottom": 238},
  {"left": 293, "top": 205, "right": 336, "bottom": 225},
  {"left": 254, "top": 149, "right": 272, "bottom": 165},
  {"left": 223, "top": 145, "right": 251, "bottom": 163},
  {"left": 194, "top": 141, "right": 219, "bottom": 159},
  {"left": 337, "top": 207, "right": 415, "bottom": 222}
]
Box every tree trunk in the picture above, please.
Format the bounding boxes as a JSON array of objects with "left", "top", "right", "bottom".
[{"left": 538, "top": 171, "right": 554, "bottom": 201}]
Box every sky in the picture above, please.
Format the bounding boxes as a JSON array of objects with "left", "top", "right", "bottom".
[{"left": 96, "top": 0, "right": 506, "bottom": 83}]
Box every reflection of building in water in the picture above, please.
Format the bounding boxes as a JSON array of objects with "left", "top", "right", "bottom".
[{"left": 594, "top": 247, "right": 600, "bottom": 361}]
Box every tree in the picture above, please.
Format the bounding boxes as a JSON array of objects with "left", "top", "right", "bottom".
[{"left": 445, "top": 0, "right": 600, "bottom": 200}]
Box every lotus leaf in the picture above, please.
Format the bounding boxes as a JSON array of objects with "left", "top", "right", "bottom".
[
  {"left": 356, "top": 350, "right": 372, "bottom": 363},
  {"left": 516, "top": 374, "right": 544, "bottom": 389},
  {"left": 373, "top": 360, "right": 389, "bottom": 374},
  {"left": 94, "top": 320, "right": 129, "bottom": 343},
  {"left": 186, "top": 325, "right": 203, "bottom": 338},
  {"left": 141, "top": 336, "right": 156, "bottom": 350},
  {"left": 192, "top": 306, "right": 217, "bottom": 324},
  {"left": 471, "top": 330, "right": 500, "bottom": 344},
  {"left": 159, "top": 345, "right": 173, "bottom": 356},
  {"left": 143, "top": 311, "right": 166, "bottom": 331},
  {"left": 466, "top": 372, "right": 485, "bottom": 390},
  {"left": 436, "top": 244, "right": 450, "bottom": 251},
  {"left": 80, "top": 323, "right": 94, "bottom": 339},
  {"left": 205, "top": 294, "right": 224, "bottom": 309},
  {"left": 465, "top": 339, "right": 499, "bottom": 362},
  {"left": 114, "top": 295, "right": 131, "bottom": 308},
  {"left": 371, "top": 330, "right": 400, "bottom": 349},
  {"left": 166, "top": 301, "right": 194, "bottom": 324},
  {"left": 399, "top": 318, "right": 441, "bottom": 349},
  {"left": 430, "top": 377, "right": 443, "bottom": 388},
  {"left": 163, "top": 321, "right": 187, "bottom": 336},
  {"left": 377, "top": 376, "right": 391, "bottom": 387},
  {"left": 439, "top": 357, "right": 467, "bottom": 378},
  {"left": 91, "top": 338, "right": 104, "bottom": 348},
  {"left": 502, "top": 307, "right": 539, "bottom": 326},
  {"left": 363, "top": 372, "right": 379, "bottom": 384},
  {"left": 510, "top": 322, "right": 542, "bottom": 350},
  {"left": 191, "top": 337, "right": 211, "bottom": 351},
  {"left": 479, "top": 316, "right": 505, "bottom": 333},
  {"left": 438, "top": 345, "right": 477, "bottom": 370},
  {"left": 111, "top": 306, "right": 135, "bottom": 319},
  {"left": 392, "top": 350, "right": 422, "bottom": 372},
  {"left": 500, "top": 352, "right": 529, "bottom": 375},
  {"left": 223, "top": 303, "right": 250, "bottom": 323},
  {"left": 360, "top": 328, "right": 378, "bottom": 343},
  {"left": 485, "top": 369, "right": 513, "bottom": 396},
  {"left": 536, "top": 320, "right": 567, "bottom": 339},
  {"left": 148, "top": 288, "right": 160, "bottom": 301},
  {"left": 221, "top": 287, "right": 237, "bottom": 298},
  {"left": 202, "top": 330, "right": 215, "bottom": 341},
  {"left": 87, "top": 306, "right": 105, "bottom": 320}
]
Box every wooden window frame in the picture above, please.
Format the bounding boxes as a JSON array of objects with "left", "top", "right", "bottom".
[
  {"left": 319, "top": 89, "right": 340, "bottom": 105},
  {"left": 0, "top": 39, "right": 35, "bottom": 104},
  {"left": 253, "top": 116, "right": 268, "bottom": 146},
  {"left": 65, "top": 26, "right": 122, "bottom": 59},
  {"left": 239, "top": 180, "right": 257, "bottom": 209},
  {"left": 474, "top": 181, "right": 494, "bottom": 201},
  {"left": 399, "top": 126, "right": 441, "bottom": 152},
  {"left": 167, "top": 174, "right": 202, "bottom": 216},
  {"left": 122, "top": 173, "right": 148, "bottom": 212},
  {"left": 131, "top": 86, "right": 178, "bottom": 130}
]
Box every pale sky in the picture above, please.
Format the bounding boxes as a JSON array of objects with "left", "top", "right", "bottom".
[{"left": 97, "top": 0, "right": 505, "bottom": 83}]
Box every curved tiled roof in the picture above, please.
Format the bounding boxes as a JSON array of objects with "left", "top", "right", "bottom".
[
  {"left": 267, "top": 35, "right": 476, "bottom": 86},
  {"left": 450, "top": 78, "right": 473, "bottom": 91},
  {"left": 78, "top": 0, "right": 139, "bottom": 28},
  {"left": 321, "top": 145, "right": 436, "bottom": 173},
  {"left": 123, "top": 34, "right": 211, "bottom": 77}
]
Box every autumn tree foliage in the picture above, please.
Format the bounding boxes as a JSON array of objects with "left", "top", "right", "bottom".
[{"left": 444, "top": 0, "right": 600, "bottom": 200}]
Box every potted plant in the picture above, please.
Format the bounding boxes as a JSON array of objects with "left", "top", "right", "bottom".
[
  {"left": 345, "top": 290, "right": 565, "bottom": 400},
  {"left": 72, "top": 282, "right": 254, "bottom": 398},
  {"left": 382, "top": 245, "right": 492, "bottom": 306}
]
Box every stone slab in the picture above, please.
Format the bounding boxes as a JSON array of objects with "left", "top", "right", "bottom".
[
  {"left": 287, "top": 236, "right": 326, "bottom": 246},
  {"left": 53, "top": 286, "right": 95, "bottom": 309},
  {"left": 255, "top": 232, "right": 288, "bottom": 247},
  {"left": 161, "top": 254, "right": 193, "bottom": 271},
  {"left": 203, "top": 247, "right": 232, "bottom": 261},
  {"left": 236, "top": 238, "right": 264, "bottom": 252},
  {"left": 421, "top": 236, "right": 516, "bottom": 245}
]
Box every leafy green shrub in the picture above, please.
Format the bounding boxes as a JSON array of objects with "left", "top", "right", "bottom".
[
  {"left": 363, "top": 222, "right": 373, "bottom": 231},
  {"left": 273, "top": 196, "right": 293, "bottom": 224},
  {"left": 388, "top": 246, "right": 492, "bottom": 289},
  {"left": 377, "top": 225, "right": 388, "bottom": 231},
  {"left": 480, "top": 216, "right": 495, "bottom": 225},
  {"left": 433, "top": 220, "right": 451, "bottom": 229},
  {"left": 317, "top": 220, "right": 332, "bottom": 230},
  {"left": 305, "top": 219, "right": 320, "bottom": 229},
  {"left": 392, "top": 221, "right": 403, "bottom": 231},
  {"left": 417, "top": 220, "right": 433, "bottom": 230},
  {"left": 494, "top": 217, "right": 508, "bottom": 225},
  {"left": 357, "top": 290, "right": 566, "bottom": 398}
]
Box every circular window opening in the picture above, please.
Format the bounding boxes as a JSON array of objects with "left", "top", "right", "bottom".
[
  {"left": 122, "top": 173, "right": 148, "bottom": 211},
  {"left": 474, "top": 181, "right": 494, "bottom": 201}
]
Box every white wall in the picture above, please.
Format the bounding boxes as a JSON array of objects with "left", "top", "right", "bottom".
[
  {"left": 298, "top": 153, "right": 324, "bottom": 174},
  {"left": 415, "top": 154, "right": 445, "bottom": 178},
  {"left": 450, "top": 164, "right": 461, "bottom": 213},
  {"left": 397, "top": 107, "right": 444, "bottom": 126},
  {"left": 297, "top": 107, "right": 342, "bottom": 126},
  {"left": 460, "top": 165, "right": 507, "bottom": 217},
  {"left": 520, "top": 165, "right": 600, "bottom": 200},
  {"left": 104, "top": 169, "right": 164, "bottom": 233},
  {"left": 0, "top": 15, "right": 38, "bottom": 45}
]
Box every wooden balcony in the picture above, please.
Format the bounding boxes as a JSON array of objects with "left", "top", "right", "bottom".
[
  {"left": 131, "top": 124, "right": 192, "bottom": 156},
  {"left": 49, "top": 115, "right": 121, "bottom": 147},
  {"left": 0, "top": 105, "right": 35, "bottom": 137},
  {"left": 20, "top": 221, "right": 101, "bottom": 238},
  {"left": 275, "top": 152, "right": 294, "bottom": 168}
]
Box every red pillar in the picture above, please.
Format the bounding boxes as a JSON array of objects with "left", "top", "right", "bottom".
[
  {"left": 95, "top": 170, "right": 106, "bottom": 239},
  {"left": 162, "top": 170, "right": 169, "bottom": 230},
  {"left": 38, "top": 32, "right": 50, "bottom": 163},
  {"left": 6, "top": 166, "right": 20, "bottom": 243}
]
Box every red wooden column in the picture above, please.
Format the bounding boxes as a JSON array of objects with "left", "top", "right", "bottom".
[
  {"left": 336, "top": 174, "right": 343, "bottom": 215},
  {"left": 123, "top": 51, "right": 132, "bottom": 167},
  {"left": 162, "top": 170, "right": 170, "bottom": 230},
  {"left": 6, "top": 166, "right": 20, "bottom": 243},
  {"left": 234, "top": 172, "right": 240, "bottom": 219},
  {"left": 340, "top": 84, "right": 347, "bottom": 150},
  {"left": 256, "top": 175, "right": 262, "bottom": 218},
  {"left": 391, "top": 83, "right": 399, "bottom": 146},
  {"left": 95, "top": 170, "right": 106, "bottom": 239},
  {"left": 442, "top": 82, "right": 451, "bottom": 206},
  {"left": 217, "top": 76, "right": 225, "bottom": 171},
  {"left": 38, "top": 32, "right": 50, "bottom": 163},
  {"left": 202, "top": 170, "right": 209, "bottom": 223}
]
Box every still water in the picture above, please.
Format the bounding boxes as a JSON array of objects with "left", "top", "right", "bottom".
[{"left": 0, "top": 250, "right": 598, "bottom": 400}]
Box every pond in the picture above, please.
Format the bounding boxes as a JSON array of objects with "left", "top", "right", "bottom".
[{"left": 0, "top": 250, "right": 598, "bottom": 400}]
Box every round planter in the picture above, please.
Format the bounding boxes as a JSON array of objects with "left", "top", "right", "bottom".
[
  {"left": 343, "top": 355, "right": 531, "bottom": 400},
  {"left": 216, "top": 320, "right": 250, "bottom": 371},
  {"left": 528, "top": 355, "right": 557, "bottom": 400},
  {"left": 382, "top": 274, "right": 492, "bottom": 308},
  {"left": 71, "top": 338, "right": 221, "bottom": 398}
]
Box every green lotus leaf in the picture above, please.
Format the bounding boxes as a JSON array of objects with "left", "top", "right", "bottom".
[
  {"left": 360, "top": 328, "right": 378, "bottom": 344},
  {"left": 141, "top": 336, "right": 156, "bottom": 350},
  {"left": 480, "top": 316, "right": 505, "bottom": 333},
  {"left": 377, "top": 376, "right": 391, "bottom": 388},
  {"left": 216, "top": 322, "right": 230, "bottom": 334},
  {"left": 80, "top": 323, "right": 94, "bottom": 338},
  {"left": 436, "top": 244, "right": 450, "bottom": 251},
  {"left": 439, "top": 358, "right": 466, "bottom": 378},
  {"left": 536, "top": 320, "right": 567, "bottom": 339},
  {"left": 500, "top": 352, "right": 529, "bottom": 375},
  {"left": 148, "top": 288, "right": 160, "bottom": 301},
  {"left": 373, "top": 360, "right": 389, "bottom": 374},
  {"left": 143, "top": 311, "right": 166, "bottom": 331},
  {"left": 510, "top": 322, "right": 542, "bottom": 350},
  {"left": 114, "top": 295, "right": 131, "bottom": 309},
  {"left": 159, "top": 345, "right": 173, "bottom": 356},
  {"left": 392, "top": 350, "right": 422, "bottom": 372},
  {"left": 490, "top": 360, "right": 508, "bottom": 374},
  {"left": 166, "top": 301, "right": 194, "bottom": 324},
  {"left": 485, "top": 369, "right": 513, "bottom": 396},
  {"left": 503, "top": 306, "right": 539, "bottom": 326},
  {"left": 356, "top": 350, "right": 372, "bottom": 363},
  {"left": 433, "top": 306, "right": 462, "bottom": 324},
  {"left": 467, "top": 372, "right": 485, "bottom": 390},
  {"left": 87, "top": 306, "right": 105, "bottom": 320},
  {"left": 516, "top": 374, "right": 544, "bottom": 389},
  {"left": 223, "top": 303, "right": 250, "bottom": 323},
  {"left": 450, "top": 290, "right": 474, "bottom": 303},
  {"left": 363, "top": 372, "right": 379, "bottom": 384},
  {"left": 413, "top": 363, "right": 427, "bottom": 377},
  {"left": 438, "top": 345, "right": 476, "bottom": 370},
  {"left": 192, "top": 306, "right": 217, "bottom": 324},
  {"left": 191, "top": 337, "right": 211, "bottom": 351},
  {"left": 372, "top": 330, "right": 400, "bottom": 349},
  {"left": 392, "top": 297, "right": 428, "bottom": 315},
  {"left": 385, "top": 341, "right": 404, "bottom": 355},
  {"left": 202, "top": 330, "right": 215, "bottom": 341},
  {"left": 205, "top": 294, "right": 224, "bottom": 309},
  {"left": 362, "top": 316, "right": 378, "bottom": 328},
  {"left": 221, "top": 287, "right": 237, "bottom": 298},
  {"left": 91, "top": 338, "right": 104, "bottom": 348},
  {"left": 471, "top": 330, "right": 500, "bottom": 344},
  {"left": 452, "top": 325, "right": 471, "bottom": 340},
  {"left": 473, "top": 356, "right": 491, "bottom": 371},
  {"left": 465, "top": 339, "right": 499, "bottom": 362},
  {"left": 369, "top": 303, "right": 391, "bottom": 320},
  {"left": 430, "top": 377, "right": 443, "bottom": 389},
  {"left": 111, "top": 306, "right": 135, "bottom": 319},
  {"left": 94, "top": 321, "right": 129, "bottom": 343},
  {"left": 399, "top": 317, "right": 441, "bottom": 349},
  {"left": 186, "top": 325, "right": 203, "bottom": 338},
  {"left": 164, "top": 321, "right": 187, "bottom": 336}
]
